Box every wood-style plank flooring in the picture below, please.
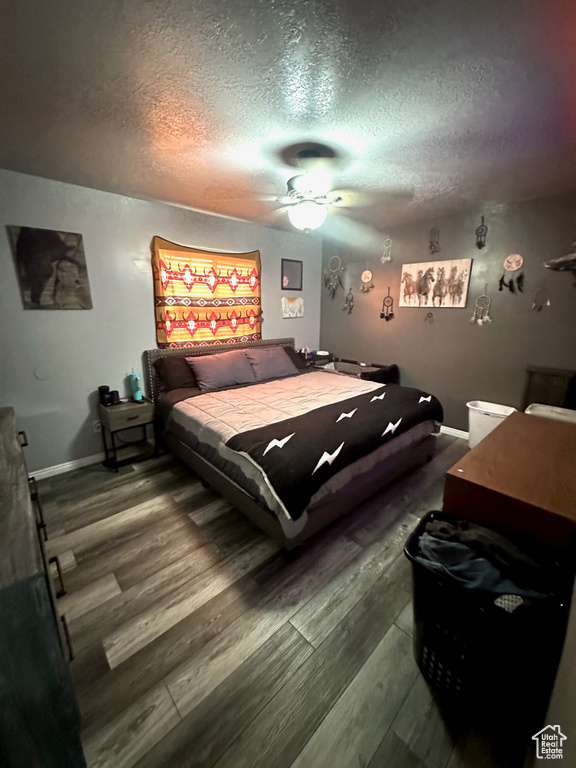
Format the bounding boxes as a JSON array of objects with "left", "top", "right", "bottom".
[{"left": 37, "top": 435, "right": 531, "bottom": 768}]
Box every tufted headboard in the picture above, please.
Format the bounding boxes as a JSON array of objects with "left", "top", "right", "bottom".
[{"left": 143, "top": 337, "right": 295, "bottom": 403}]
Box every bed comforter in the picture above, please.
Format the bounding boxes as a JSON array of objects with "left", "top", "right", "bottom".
[
  {"left": 167, "top": 371, "right": 443, "bottom": 521},
  {"left": 227, "top": 382, "right": 442, "bottom": 518}
]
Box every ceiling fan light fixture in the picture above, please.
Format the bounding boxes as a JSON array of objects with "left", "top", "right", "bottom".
[
  {"left": 292, "top": 170, "right": 332, "bottom": 196},
  {"left": 288, "top": 170, "right": 331, "bottom": 196},
  {"left": 287, "top": 200, "right": 327, "bottom": 232}
]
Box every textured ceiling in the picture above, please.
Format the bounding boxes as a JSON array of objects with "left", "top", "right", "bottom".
[{"left": 2, "top": 0, "right": 576, "bottom": 248}]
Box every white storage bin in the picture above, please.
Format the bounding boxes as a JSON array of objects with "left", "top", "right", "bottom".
[
  {"left": 525, "top": 403, "right": 576, "bottom": 424},
  {"left": 466, "top": 400, "right": 518, "bottom": 449}
]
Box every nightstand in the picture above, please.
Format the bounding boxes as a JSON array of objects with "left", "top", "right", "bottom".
[
  {"left": 332, "top": 361, "right": 379, "bottom": 377},
  {"left": 98, "top": 399, "right": 156, "bottom": 471},
  {"left": 309, "top": 352, "right": 334, "bottom": 367}
]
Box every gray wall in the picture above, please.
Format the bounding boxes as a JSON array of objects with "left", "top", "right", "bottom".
[
  {"left": 321, "top": 191, "right": 576, "bottom": 430},
  {"left": 0, "top": 169, "right": 322, "bottom": 472}
]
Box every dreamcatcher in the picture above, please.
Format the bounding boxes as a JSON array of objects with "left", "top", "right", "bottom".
[
  {"left": 532, "top": 284, "right": 551, "bottom": 312},
  {"left": 360, "top": 266, "right": 374, "bottom": 293},
  {"left": 475, "top": 216, "right": 488, "bottom": 249},
  {"left": 380, "top": 287, "right": 394, "bottom": 321},
  {"left": 499, "top": 254, "right": 524, "bottom": 293},
  {"left": 429, "top": 224, "right": 441, "bottom": 254},
  {"left": 381, "top": 235, "right": 392, "bottom": 264},
  {"left": 343, "top": 287, "right": 354, "bottom": 314},
  {"left": 470, "top": 285, "right": 493, "bottom": 325},
  {"left": 324, "top": 255, "right": 345, "bottom": 298}
]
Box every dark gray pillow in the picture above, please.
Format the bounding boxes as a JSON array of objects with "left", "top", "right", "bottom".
[
  {"left": 186, "top": 349, "right": 256, "bottom": 392},
  {"left": 244, "top": 347, "right": 300, "bottom": 382},
  {"left": 154, "top": 356, "right": 197, "bottom": 391},
  {"left": 283, "top": 346, "right": 309, "bottom": 370},
  {"left": 360, "top": 364, "right": 400, "bottom": 385}
]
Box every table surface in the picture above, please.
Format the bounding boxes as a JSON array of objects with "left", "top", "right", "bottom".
[
  {"left": 98, "top": 398, "right": 153, "bottom": 415},
  {"left": 446, "top": 411, "right": 576, "bottom": 525}
]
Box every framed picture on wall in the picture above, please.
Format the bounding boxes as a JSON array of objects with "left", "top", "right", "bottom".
[
  {"left": 399, "top": 258, "right": 472, "bottom": 308},
  {"left": 281, "top": 258, "right": 303, "bottom": 291},
  {"left": 7, "top": 225, "right": 93, "bottom": 310},
  {"left": 281, "top": 297, "right": 304, "bottom": 318}
]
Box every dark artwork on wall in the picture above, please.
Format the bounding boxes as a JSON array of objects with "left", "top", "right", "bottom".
[
  {"left": 7, "top": 226, "right": 92, "bottom": 310},
  {"left": 281, "top": 258, "right": 303, "bottom": 290}
]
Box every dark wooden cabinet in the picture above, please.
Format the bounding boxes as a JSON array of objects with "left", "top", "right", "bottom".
[
  {"left": 523, "top": 365, "right": 576, "bottom": 410},
  {"left": 0, "top": 407, "right": 86, "bottom": 768}
]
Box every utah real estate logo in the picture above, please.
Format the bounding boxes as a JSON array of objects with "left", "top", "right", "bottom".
[{"left": 532, "top": 724, "right": 567, "bottom": 759}]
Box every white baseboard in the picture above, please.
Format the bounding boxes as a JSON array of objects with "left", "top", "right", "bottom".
[
  {"left": 440, "top": 425, "right": 469, "bottom": 441},
  {"left": 31, "top": 452, "right": 105, "bottom": 481}
]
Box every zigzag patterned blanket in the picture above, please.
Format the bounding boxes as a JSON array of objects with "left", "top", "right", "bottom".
[{"left": 226, "top": 384, "right": 443, "bottom": 519}]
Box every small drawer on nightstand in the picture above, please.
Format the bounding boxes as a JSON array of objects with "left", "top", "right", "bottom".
[{"left": 98, "top": 401, "right": 154, "bottom": 431}]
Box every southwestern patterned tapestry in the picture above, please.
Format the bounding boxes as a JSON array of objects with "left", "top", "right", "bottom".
[{"left": 152, "top": 236, "right": 262, "bottom": 348}]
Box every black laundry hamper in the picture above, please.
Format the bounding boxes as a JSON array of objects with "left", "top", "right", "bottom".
[{"left": 404, "top": 511, "right": 570, "bottom": 728}]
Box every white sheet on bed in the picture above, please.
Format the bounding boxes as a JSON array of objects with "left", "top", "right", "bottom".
[{"left": 172, "top": 371, "right": 380, "bottom": 439}]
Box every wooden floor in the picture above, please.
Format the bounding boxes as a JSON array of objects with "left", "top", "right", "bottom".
[{"left": 38, "top": 434, "right": 529, "bottom": 768}]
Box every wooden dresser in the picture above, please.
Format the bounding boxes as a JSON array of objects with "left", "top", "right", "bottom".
[
  {"left": 0, "top": 407, "right": 86, "bottom": 767},
  {"left": 444, "top": 411, "right": 576, "bottom": 550}
]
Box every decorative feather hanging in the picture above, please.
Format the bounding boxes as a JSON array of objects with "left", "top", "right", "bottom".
[{"left": 499, "top": 254, "right": 524, "bottom": 293}]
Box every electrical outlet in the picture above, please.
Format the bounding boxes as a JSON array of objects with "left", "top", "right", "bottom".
[{"left": 93, "top": 420, "right": 102, "bottom": 433}]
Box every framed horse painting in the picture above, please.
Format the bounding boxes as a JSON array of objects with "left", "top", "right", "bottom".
[{"left": 400, "top": 259, "right": 472, "bottom": 308}]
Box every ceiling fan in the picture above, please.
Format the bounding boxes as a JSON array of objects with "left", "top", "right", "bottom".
[
  {"left": 272, "top": 145, "right": 412, "bottom": 251},
  {"left": 277, "top": 163, "right": 342, "bottom": 233}
]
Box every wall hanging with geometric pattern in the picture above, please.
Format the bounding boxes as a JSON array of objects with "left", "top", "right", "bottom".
[{"left": 151, "top": 236, "right": 262, "bottom": 348}]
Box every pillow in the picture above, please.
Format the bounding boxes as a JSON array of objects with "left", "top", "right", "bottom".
[
  {"left": 186, "top": 349, "right": 256, "bottom": 392},
  {"left": 283, "top": 346, "right": 309, "bottom": 370},
  {"left": 154, "top": 356, "right": 197, "bottom": 391},
  {"left": 244, "top": 347, "right": 300, "bottom": 382},
  {"left": 360, "top": 364, "right": 400, "bottom": 385}
]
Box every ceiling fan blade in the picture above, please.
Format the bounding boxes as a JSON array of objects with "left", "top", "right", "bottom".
[
  {"left": 266, "top": 207, "right": 288, "bottom": 220},
  {"left": 320, "top": 212, "right": 384, "bottom": 252},
  {"left": 200, "top": 183, "right": 285, "bottom": 220},
  {"left": 331, "top": 189, "right": 373, "bottom": 208},
  {"left": 332, "top": 188, "right": 415, "bottom": 208},
  {"left": 211, "top": 194, "right": 281, "bottom": 204},
  {"left": 257, "top": 194, "right": 284, "bottom": 203},
  {"left": 257, "top": 206, "right": 292, "bottom": 226}
]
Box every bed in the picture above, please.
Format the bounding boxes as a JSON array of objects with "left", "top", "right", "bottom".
[{"left": 143, "top": 338, "right": 443, "bottom": 548}]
